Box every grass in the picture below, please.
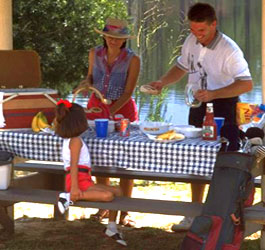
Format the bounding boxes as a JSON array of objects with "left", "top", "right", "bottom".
[
  {"left": 1, "top": 218, "right": 184, "bottom": 250},
  {"left": 0, "top": 180, "right": 262, "bottom": 250}
]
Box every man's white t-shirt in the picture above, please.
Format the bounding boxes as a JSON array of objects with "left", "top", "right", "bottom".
[{"left": 176, "top": 31, "right": 252, "bottom": 91}]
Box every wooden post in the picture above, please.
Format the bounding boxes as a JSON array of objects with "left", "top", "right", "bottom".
[
  {"left": 260, "top": 0, "right": 265, "bottom": 245},
  {"left": 261, "top": 163, "right": 265, "bottom": 250},
  {"left": 0, "top": 0, "right": 13, "bottom": 50},
  {"left": 261, "top": 0, "right": 265, "bottom": 104}
]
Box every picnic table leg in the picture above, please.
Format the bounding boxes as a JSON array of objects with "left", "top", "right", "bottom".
[
  {"left": 261, "top": 227, "right": 265, "bottom": 250},
  {"left": 13, "top": 171, "right": 67, "bottom": 220},
  {"left": 0, "top": 202, "right": 15, "bottom": 234},
  {"left": 42, "top": 172, "right": 68, "bottom": 220}
]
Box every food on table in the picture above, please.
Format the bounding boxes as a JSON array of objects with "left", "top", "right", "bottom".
[
  {"left": 156, "top": 130, "right": 184, "bottom": 140},
  {"left": 31, "top": 111, "right": 51, "bottom": 132}
]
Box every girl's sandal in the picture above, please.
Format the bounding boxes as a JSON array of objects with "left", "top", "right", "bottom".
[
  {"left": 90, "top": 209, "right": 109, "bottom": 221},
  {"left": 119, "top": 214, "right": 136, "bottom": 227}
]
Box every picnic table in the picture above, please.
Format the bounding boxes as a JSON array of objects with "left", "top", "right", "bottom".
[
  {"left": 0, "top": 126, "right": 220, "bottom": 175},
  {"left": 0, "top": 127, "right": 265, "bottom": 249}
]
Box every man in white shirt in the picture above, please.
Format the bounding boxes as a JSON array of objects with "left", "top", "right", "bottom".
[{"left": 149, "top": 2, "right": 253, "bottom": 231}]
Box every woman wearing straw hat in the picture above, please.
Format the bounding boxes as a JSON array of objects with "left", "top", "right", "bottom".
[{"left": 76, "top": 17, "right": 140, "bottom": 228}]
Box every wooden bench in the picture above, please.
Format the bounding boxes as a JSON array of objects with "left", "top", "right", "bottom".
[
  {"left": 0, "top": 161, "right": 263, "bottom": 235},
  {"left": 0, "top": 187, "right": 203, "bottom": 216},
  {"left": 0, "top": 187, "right": 264, "bottom": 234}
]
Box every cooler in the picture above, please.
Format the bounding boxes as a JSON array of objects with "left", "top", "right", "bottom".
[
  {"left": 2, "top": 88, "right": 58, "bottom": 129},
  {"left": 0, "top": 50, "right": 59, "bottom": 129}
]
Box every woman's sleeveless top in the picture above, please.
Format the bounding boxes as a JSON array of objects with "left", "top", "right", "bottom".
[{"left": 92, "top": 46, "right": 135, "bottom": 100}]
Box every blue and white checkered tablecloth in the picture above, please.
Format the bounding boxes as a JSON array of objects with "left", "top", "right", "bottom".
[{"left": 0, "top": 128, "right": 221, "bottom": 176}]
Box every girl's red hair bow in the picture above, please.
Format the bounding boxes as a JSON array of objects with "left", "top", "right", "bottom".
[{"left": 56, "top": 99, "right": 72, "bottom": 108}]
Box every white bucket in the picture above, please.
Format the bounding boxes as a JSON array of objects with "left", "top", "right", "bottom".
[{"left": 0, "top": 163, "right": 12, "bottom": 190}]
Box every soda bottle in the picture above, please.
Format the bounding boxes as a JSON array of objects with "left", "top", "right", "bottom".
[{"left": 202, "top": 103, "right": 217, "bottom": 140}]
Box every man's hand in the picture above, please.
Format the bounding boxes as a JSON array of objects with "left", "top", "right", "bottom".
[
  {"left": 195, "top": 89, "right": 215, "bottom": 102},
  {"left": 148, "top": 80, "right": 163, "bottom": 94}
]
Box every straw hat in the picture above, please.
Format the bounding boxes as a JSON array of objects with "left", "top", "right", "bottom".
[{"left": 94, "top": 18, "right": 135, "bottom": 39}]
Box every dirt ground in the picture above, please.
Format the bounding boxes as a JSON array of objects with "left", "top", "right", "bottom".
[
  {"left": 0, "top": 182, "right": 189, "bottom": 250},
  {"left": 0, "top": 217, "right": 187, "bottom": 250},
  {"left": 0, "top": 182, "right": 261, "bottom": 250},
  {"left": 0, "top": 215, "right": 260, "bottom": 250}
]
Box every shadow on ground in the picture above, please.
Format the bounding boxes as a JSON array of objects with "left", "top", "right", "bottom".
[{"left": 0, "top": 217, "right": 260, "bottom": 250}]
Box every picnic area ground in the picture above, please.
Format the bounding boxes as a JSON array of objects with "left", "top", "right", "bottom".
[{"left": 0, "top": 180, "right": 261, "bottom": 250}]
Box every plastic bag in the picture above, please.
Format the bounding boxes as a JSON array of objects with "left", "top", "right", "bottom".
[{"left": 236, "top": 103, "right": 265, "bottom": 125}]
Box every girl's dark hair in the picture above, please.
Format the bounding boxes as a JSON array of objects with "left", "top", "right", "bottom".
[
  {"left": 55, "top": 103, "right": 88, "bottom": 138},
  {"left": 103, "top": 38, "right": 127, "bottom": 49},
  {"left": 188, "top": 3, "right": 217, "bottom": 24}
]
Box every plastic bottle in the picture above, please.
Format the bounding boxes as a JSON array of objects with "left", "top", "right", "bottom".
[{"left": 202, "top": 103, "right": 217, "bottom": 140}]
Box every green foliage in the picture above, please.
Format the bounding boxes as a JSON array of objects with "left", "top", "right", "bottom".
[
  {"left": 145, "top": 88, "right": 169, "bottom": 122},
  {"left": 13, "top": 0, "right": 128, "bottom": 95}
]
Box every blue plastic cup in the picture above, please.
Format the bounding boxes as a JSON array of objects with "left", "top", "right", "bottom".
[
  {"left": 95, "top": 119, "right": 109, "bottom": 138},
  {"left": 214, "top": 117, "right": 225, "bottom": 136}
]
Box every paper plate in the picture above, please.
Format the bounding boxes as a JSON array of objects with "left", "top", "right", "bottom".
[
  {"left": 178, "top": 127, "right": 202, "bottom": 138},
  {"left": 140, "top": 85, "right": 160, "bottom": 95},
  {"left": 145, "top": 133, "right": 185, "bottom": 143}
]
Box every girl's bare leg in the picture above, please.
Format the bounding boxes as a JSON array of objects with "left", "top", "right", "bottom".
[
  {"left": 90, "top": 182, "right": 122, "bottom": 220},
  {"left": 119, "top": 178, "right": 136, "bottom": 226},
  {"left": 84, "top": 186, "right": 126, "bottom": 245},
  {"left": 109, "top": 210, "right": 118, "bottom": 223},
  {"left": 80, "top": 187, "right": 114, "bottom": 202},
  {"left": 94, "top": 184, "right": 122, "bottom": 196}
]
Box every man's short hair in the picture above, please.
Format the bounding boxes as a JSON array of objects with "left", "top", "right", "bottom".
[{"left": 188, "top": 3, "right": 217, "bottom": 24}]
